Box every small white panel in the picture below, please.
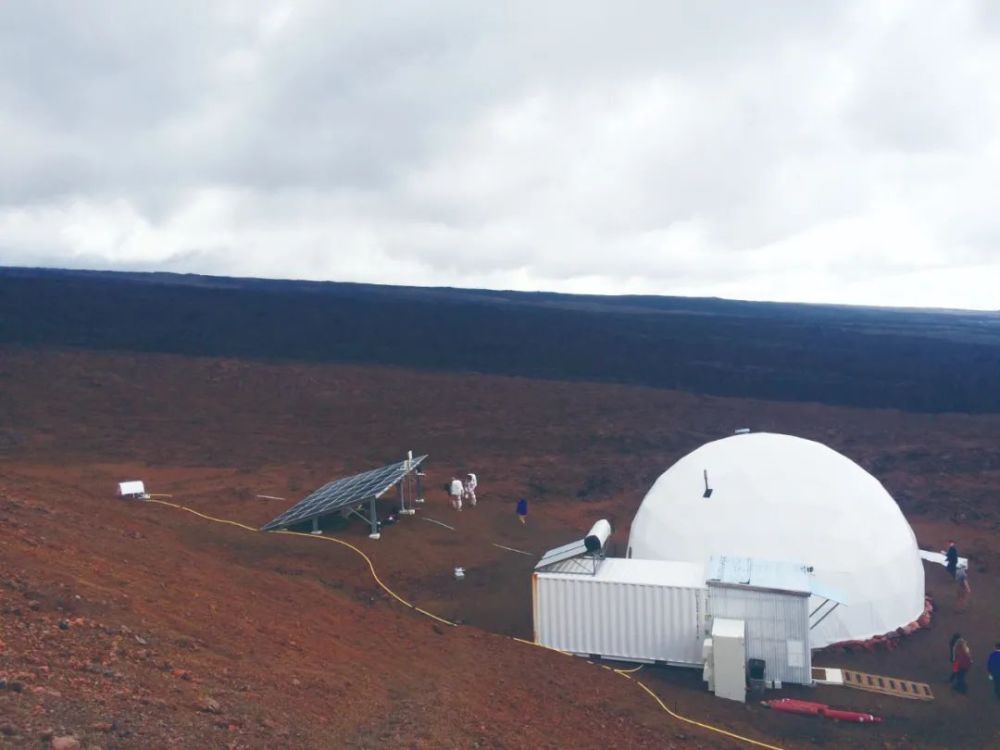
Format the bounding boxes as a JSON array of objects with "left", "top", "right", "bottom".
[{"left": 786, "top": 639, "right": 804, "bottom": 668}]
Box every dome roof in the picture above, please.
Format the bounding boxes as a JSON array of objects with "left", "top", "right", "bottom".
[{"left": 627, "top": 432, "right": 924, "bottom": 647}]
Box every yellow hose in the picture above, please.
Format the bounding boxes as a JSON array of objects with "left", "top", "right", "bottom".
[
  {"left": 147, "top": 498, "right": 259, "bottom": 532},
  {"left": 275, "top": 529, "right": 458, "bottom": 629},
  {"left": 614, "top": 664, "right": 645, "bottom": 674},
  {"left": 628, "top": 676, "right": 785, "bottom": 750},
  {"left": 515, "top": 633, "right": 782, "bottom": 749},
  {"left": 146, "top": 499, "right": 456, "bottom": 627},
  {"left": 145, "top": 498, "right": 783, "bottom": 749}
]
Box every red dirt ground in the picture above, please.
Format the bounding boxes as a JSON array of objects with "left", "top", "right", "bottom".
[{"left": 1, "top": 348, "right": 998, "bottom": 749}]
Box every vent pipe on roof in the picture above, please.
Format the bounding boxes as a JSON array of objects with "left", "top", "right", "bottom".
[
  {"left": 703, "top": 469, "right": 713, "bottom": 498},
  {"left": 734, "top": 428, "right": 751, "bottom": 435}
]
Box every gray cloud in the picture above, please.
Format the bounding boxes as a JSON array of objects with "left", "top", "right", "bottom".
[{"left": 1, "top": 1, "right": 998, "bottom": 310}]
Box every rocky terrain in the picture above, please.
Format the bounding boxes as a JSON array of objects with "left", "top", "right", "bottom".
[
  {"left": 0, "top": 347, "right": 997, "bottom": 748},
  {"left": 0, "top": 269, "right": 997, "bottom": 748}
]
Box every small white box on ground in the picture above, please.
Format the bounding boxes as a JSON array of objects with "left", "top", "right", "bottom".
[
  {"left": 117, "top": 481, "right": 146, "bottom": 498},
  {"left": 711, "top": 617, "right": 747, "bottom": 703}
]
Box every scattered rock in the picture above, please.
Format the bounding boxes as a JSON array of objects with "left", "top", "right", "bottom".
[
  {"left": 199, "top": 696, "right": 222, "bottom": 714},
  {"left": 91, "top": 722, "right": 114, "bottom": 733},
  {"left": 58, "top": 620, "right": 70, "bottom": 631},
  {"left": 8, "top": 680, "right": 25, "bottom": 693},
  {"left": 0, "top": 724, "right": 17, "bottom": 736},
  {"left": 31, "top": 686, "right": 62, "bottom": 698},
  {"left": 51, "top": 737, "right": 81, "bottom": 750},
  {"left": 28, "top": 600, "right": 41, "bottom": 611}
]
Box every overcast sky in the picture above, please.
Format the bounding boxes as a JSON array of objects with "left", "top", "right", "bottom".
[{"left": 2, "top": 1, "right": 999, "bottom": 310}]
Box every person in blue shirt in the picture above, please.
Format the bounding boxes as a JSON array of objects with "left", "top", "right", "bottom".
[
  {"left": 516, "top": 498, "right": 528, "bottom": 525},
  {"left": 988, "top": 643, "right": 1000, "bottom": 699}
]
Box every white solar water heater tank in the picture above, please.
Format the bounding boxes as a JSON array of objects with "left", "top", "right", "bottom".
[{"left": 583, "top": 519, "right": 612, "bottom": 552}]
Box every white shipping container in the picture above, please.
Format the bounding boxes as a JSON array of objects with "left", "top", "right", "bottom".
[{"left": 533, "top": 559, "right": 707, "bottom": 665}]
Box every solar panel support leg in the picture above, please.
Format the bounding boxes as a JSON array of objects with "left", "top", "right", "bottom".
[
  {"left": 311, "top": 518, "right": 322, "bottom": 535},
  {"left": 415, "top": 469, "right": 424, "bottom": 503},
  {"left": 399, "top": 475, "right": 415, "bottom": 515},
  {"left": 368, "top": 497, "right": 381, "bottom": 540}
]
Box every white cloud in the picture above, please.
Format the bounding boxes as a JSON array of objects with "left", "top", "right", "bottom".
[{"left": 0, "top": 0, "right": 998, "bottom": 310}]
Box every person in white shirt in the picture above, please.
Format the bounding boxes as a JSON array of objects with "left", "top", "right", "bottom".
[
  {"left": 464, "top": 473, "right": 478, "bottom": 507},
  {"left": 449, "top": 477, "right": 464, "bottom": 511}
]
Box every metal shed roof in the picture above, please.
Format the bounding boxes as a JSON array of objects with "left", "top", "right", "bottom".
[
  {"left": 706, "top": 555, "right": 847, "bottom": 602},
  {"left": 707, "top": 555, "right": 812, "bottom": 595}
]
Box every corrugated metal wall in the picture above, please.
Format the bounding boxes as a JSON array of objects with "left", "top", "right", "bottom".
[
  {"left": 707, "top": 586, "right": 811, "bottom": 685},
  {"left": 533, "top": 574, "right": 706, "bottom": 665}
]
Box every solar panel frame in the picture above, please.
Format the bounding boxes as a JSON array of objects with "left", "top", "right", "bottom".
[
  {"left": 534, "top": 538, "right": 588, "bottom": 570},
  {"left": 261, "top": 455, "right": 427, "bottom": 531}
]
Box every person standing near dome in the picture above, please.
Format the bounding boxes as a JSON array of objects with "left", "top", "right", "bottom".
[
  {"left": 946, "top": 541, "right": 959, "bottom": 579},
  {"left": 988, "top": 642, "right": 1000, "bottom": 699},
  {"left": 464, "top": 473, "right": 478, "bottom": 507},
  {"left": 952, "top": 635, "right": 972, "bottom": 694},
  {"left": 449, "top": 476, "right": 464, "bottom": 511},
  {"left": 956, "top": 564, "right": 971, "bottom": 611}
]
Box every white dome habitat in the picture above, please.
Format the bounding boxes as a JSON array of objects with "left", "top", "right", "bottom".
[{"left": 627, "top": 432, "right": 925, "bottom": 648}]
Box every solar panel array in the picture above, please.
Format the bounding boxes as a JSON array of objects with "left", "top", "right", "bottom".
[
  {"left": 261, "top": 455, "right": 427, "bottom": 531},
  {"left": 534, "top": 538, "right": 588, "bottom": 571}
]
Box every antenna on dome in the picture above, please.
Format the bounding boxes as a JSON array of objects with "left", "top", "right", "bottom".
[{"left": 703, "top": 469, "right": 713, "bottom": 499}]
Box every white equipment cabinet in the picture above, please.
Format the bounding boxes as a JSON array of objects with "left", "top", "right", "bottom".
[
  {"left": 117, "top": 480, "right": 146, "bottom": 498},
  {"left": 711, "top": 617, "right": 747, "bottom": 703}
]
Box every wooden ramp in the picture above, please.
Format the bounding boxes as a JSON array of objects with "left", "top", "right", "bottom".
[{"left": 840, "top": 669, "right": 934, "bottom": 701}]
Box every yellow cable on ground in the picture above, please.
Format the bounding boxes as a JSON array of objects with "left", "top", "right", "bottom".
[
  {"left": 147, "top": 498, "right": 259, "bottom": 532},
  {"left": 513, "top": 635, "right": 781, "bottom": 749},
  {"left": 145, "top": 499, "right": 782, "bottom": 749},
  {"left": 275, "top": 529, "right": 458, "bottom": 628},
  {"left": 628, "top": 676, "right": 784, "bottom": 750},
  {"left": 146, "top": 499, "right": 457, "bottom": 626},
  {"left": 614, "top": 664, "right": 644, "bottom": 674}
]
